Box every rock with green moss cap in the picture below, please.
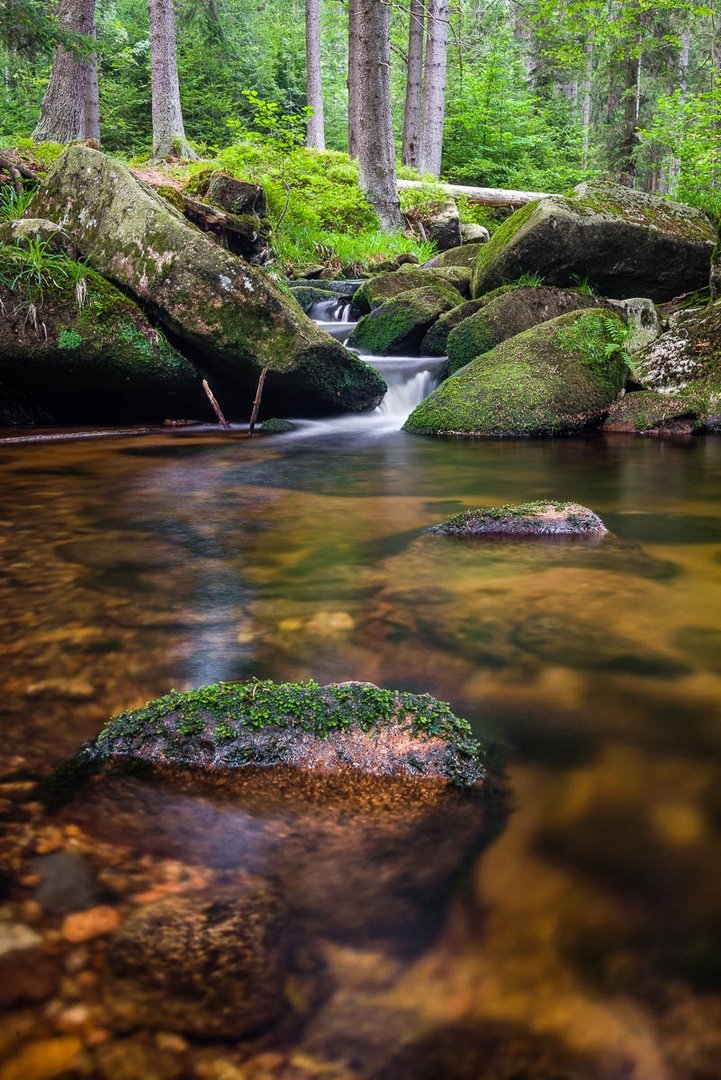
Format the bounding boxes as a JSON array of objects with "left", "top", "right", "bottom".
[
  {"left": 397, "top": 262, "right": 472, "bottom": 297},
  {"left": 404, "top": 308, "right": 630, "bottom": 437},
  {"left": 602, "top": 390, "right": 697, "bottom": 435},
  {"left": 447, "top": 285, "right": 605, "bottom": 373},
  {"left": 354, "top": 268, "right": 464, "bottom": 313},
  {"left": 422, "top": 243, "right": 487, "bottom": 270},
  {"left": 634, "top": 301, "right": 721, "bottom": 424},
  {"left": 62, "top": 680, "right": 502, "bottom": 950},
  {"left": 347, "top": 284, "right": 459, "bottom": 355},
  {"left": 428, "top": 501, "right": 608, "bottom": 537},
  {"left": 471, "top": 181, "right": 715, "bottom": 302},
  {"left": 32, "top": 146, "right": 385, "bottom": 415},
  {"left": 287, "top": 284, "right": 337, "bottom": 312},
  {"left": 420, "top": 287, "right": 518, "bottom": 357},
  {"left": 260, "top": 417, "right": 297, "bottom": 433},
  {"left": 0, "top": 244, "right": 203, "bottom": 423}
]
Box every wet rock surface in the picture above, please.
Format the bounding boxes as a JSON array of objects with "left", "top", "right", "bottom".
[{"left": 428, "top": 501, "right": 609, "bottom": 537}]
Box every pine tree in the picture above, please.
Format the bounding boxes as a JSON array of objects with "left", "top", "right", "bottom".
[
  {"left": 148, "top": 0, "right": 196, "bottom": 159},
  {"left": 305, "top": 0, "right": 325, "bottom": 149},
  {"left": 33, "top": 0, "right": 96, "bottom": 143}
]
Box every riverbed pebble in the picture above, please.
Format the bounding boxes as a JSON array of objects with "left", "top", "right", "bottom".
[{"left": 61, "top": 905, "right": 120, "bottom": 942}]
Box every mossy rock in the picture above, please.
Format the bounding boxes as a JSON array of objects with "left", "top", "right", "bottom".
[
  {"left": 471, "top": 182, "right": 716, "bottom": 302},
  {"left": 355, "top": 268, "right": 464, "bottom": 313},
  {"left": 447, "top": 286, "right": 604, "bottom": 373},
  {"left": 0, "top": 217, "right": 77, "bottom": 257},
  {"left": 602, "top": 390, "right": 697, "bottom": 435},
  {"left": 404, "top": 308, "right": 630, "bottom": 437},
  {"left": 428, "top": 501, "right": 608, "bottom": 537},
  {"left": 81, "top": 679, "right": 490, "bottom": 788},
  {"left": 0, "top": 243, "right": 204, "bottom": 424},
  {"left": 420, "top": 287, "right": 518, "bottom": 357},
  {"left": 260, "top": 417, "right": 296, "bottom": 433},
  {"left": 287, "top": 285, "right": 336, "bottom": 312},
  {"left": 347, "top": 284, "right": 459, "bottom": 356},
  {"left": 634, "top": 301, "right": 721, "bottom": 422},
  {"left": 33, "top": 147, "right": 385, "bottom": 416},
  {"left": 423, "top": 243, "right": 487, "bottom": 270},
  {"left": 399, "top": 262, "right": 472, "bottom": 297}
]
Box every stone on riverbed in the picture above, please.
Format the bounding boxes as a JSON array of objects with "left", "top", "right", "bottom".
[
  {"left": 32, "top": 146, "right": 385, "bottom": 415},
  {"left": 428, "top": 502, "right": 608, "bottom": 538},
  {"left": 347, "top": 283, "right": 459, "bottom": 356}
]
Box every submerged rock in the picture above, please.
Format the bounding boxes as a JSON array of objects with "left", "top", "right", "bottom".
[
  {"left": 602, "top": 390, "right": 697, "bottom": 436},
  {"left": 404, "top": 308, "right": 629, "bottom": 437},
  {"left": 33, "top": 147, "right": 385, "bottom": 415},
  {"left": 0, "top": 243, "right": 204, "bottom": 424},
  {"left": 347, "top": 283, "right": 458, "bottom": 356},
  {"left": 428, "top": 501, "right": 608, "bottom": 538},
  {"left": 447, "top": 285, "right": 606, "bottom": 374},
  {"left": 471, "top": 182, "right": 715, "bottom": 302}
]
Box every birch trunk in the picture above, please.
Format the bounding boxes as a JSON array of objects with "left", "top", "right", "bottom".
[
  {"left": 355, "top": 0, "right": 402, "bottom": 230},
  {"left": 148, "top": 0, "right": 196, "bottom": 159},
  {"left": 401, "top": 0, "right": 424, "bottom": 168},
  {"left": 419, "top": 0, "right": 449, "bottom": 178},
  {"left": 33, "top": 0, "right": 96, "bottom": 143},
  {"left": 347, "top": 0, "right": 361, "bottom": 157},
  {"left": 305, "top": 0, "right": 325, "bottom": 149}
]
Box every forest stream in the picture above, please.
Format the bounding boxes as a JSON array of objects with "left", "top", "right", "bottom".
[{"left": 2, "top": 362, "right": 721, "bottom": 1077}]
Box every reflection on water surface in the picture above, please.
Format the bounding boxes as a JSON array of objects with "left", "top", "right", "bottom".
[{"left": 1, "top": 427, "right": 721, "bottom": 1078}]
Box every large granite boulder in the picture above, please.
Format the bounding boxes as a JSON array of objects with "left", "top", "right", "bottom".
[
  {"left": 602, "top": 389, "right": 697, "bottom": 436},
  {"left": 355, "top": 268, "right": 464, "bottom": 312},
  {"left": 634, "top": 301, "right": 721, "bottom": 422},
  {"left": 420, "top": 287, "right": 517, "bottom": 357},
  {"left": 404, "top": 308, "right": 629, "bottom": 437},
  {"left": 32, "top": 147, "right": 385, "bottom": 414},
  {"left": 422, "top": 242, "right": 487, "bottom": 270},
  {"left": 0, "top": 243, "right": 203, "bottom": 423},
  {"left": 447, "top": 285, "right": 604, "bottom": 373},
  {"left": 62, "top": 680, "right": 501, "bottom": 950},
  {"left": 347, "top": 283, "right": 459, "bottom": 355},
  {"left": 471, "top": 182, "right": 716, "bottom": 302},
  {"left": 0, "top": 217, "right": 78, "bottom": 257}
]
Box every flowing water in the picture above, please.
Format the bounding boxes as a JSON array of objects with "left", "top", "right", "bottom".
[{"left": 2, "top": 321, "right": 721, "bottom": 1076}]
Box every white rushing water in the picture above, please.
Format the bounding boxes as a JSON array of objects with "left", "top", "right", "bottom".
[{"left": 297, "top": 301, "right": 447, "bottom": 437}]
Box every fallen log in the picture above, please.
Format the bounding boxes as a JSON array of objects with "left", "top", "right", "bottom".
[{"left": 396, "top": 178, "right": 554, "bottom": 208}]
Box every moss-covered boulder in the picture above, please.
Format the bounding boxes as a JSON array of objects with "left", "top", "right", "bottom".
[
  {"left": 404, "top": 309, "right": 630, "bottom": 437},
  {"left": 399, "top": 262, "right": 472, "bottom": 297},
  {"left": 347, "top": 284, "right": 459, "bottom": 355},
  {"left": 447, "top": 285, "right": 604, "bottom": 373},
  {"left": 33, "top": 147, "right": 385, "bottom": 415},
  {"left": 287, "top": 284, "right": 337, "bottom": 312},
  {"left": 471, "top": 182, "right": 715, "bottom": 302},
  {"left": 0, "top": 217, "right": 77, "bottom": 257},
  {"left": 602, "top": 390, "right": 697, "bottom": 435},
  {"left": 260, "top": 416, "right": 297, "bottom": 433},
  {"left": 422, "top": 243, "right": 487, "bottom": 270},
  {"left": 63, "top": 680, "right": 501, "bottom": 949},
  {"left": 420, "top": 287, "right": 518, "bottom": 357},
  {"left": 634, "top": 301, "right": 721, "bottom": 420},
  {"left": 0, "top": 244, "right": 203, "bottom": 423},
  {"left": 355, "top": 268, "right": 464, "bottom": 312},
  {"left": 428, "top": 501, "right": 608, "bottom": 537}
]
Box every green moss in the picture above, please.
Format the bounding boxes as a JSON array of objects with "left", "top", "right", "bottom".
[
  {"left": 470, "top": 201, "right": 541, "bottom": 297},
  {"left": 404, "top": 308, "right": 629, "bottom": 438},
  {"left": 92, "top": 678, "right": 491, "bottom": 787},
  {"left": 356, "top": 268, "right": 462, "bottom": 311},
  {"left": 260, "top": 417, "right": 295, "bottom": 433},
  {"left": 57, "top": 328, "right": 83, "bottom": 350},
  {"left": 347, "top": 284, "right": 457, "bottom": 355},
  {"left": 567, "top": 182, "right": 715, "bottom": 243}
]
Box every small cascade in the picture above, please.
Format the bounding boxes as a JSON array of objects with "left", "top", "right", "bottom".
[
  {"left": 308, "top": 298, "right": 354, "bottom": 323},
  {"left": 369, "top": 357, "right": 448, "bottom": 421}
]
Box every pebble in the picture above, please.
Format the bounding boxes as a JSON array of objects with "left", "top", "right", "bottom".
[
  {"left": 0, "top": 1036, "right": 82, "bottom": 1080},
  {"left": 55, "top": 1004, "right": 91, "bottom": 1033},
  {"left": 0, "top": 921, "right": 41, "bottom": 956},
  {"left": 32, "top": 851, "right": 104, "bottom": 915},
  {"left": 62, "top": 906, "right": 120, "bottom": 942},
  {"left": 23, "top": 678, "right": 95, "bottom": 701},
  {"left": 155, "top": 1032, "right": 189, "bottom": 1054}
]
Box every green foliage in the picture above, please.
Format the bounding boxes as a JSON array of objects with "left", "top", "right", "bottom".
[
  {"left": 0, "top": 239, "right": 88, "bottom": 306},
  {"left": 57, "top": 328, "right": 83, "bottom": 349},
  {"left": 570, "top": 273, "right": 597, "bottom": 295},
  {"left": 515, "top": 272, "right": 545, "bottom": 287},
  {"left": 0, "top": 185, "right": 35, "bottom": 221}
]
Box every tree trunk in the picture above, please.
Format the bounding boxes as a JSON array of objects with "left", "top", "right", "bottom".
[
  {"left": 305, "top": 0, "right": 325, "bottom": 149},
  {"left": 619, "top": 41, "right": 642, "bottom": 187},
  {"left": 347, "top": 0, "right": 361, "bottom": 157},
  {"left": 401, "top": 0, "right": 424, "bottom": 168},
  {"left": 419, "top": 0, "right": 449, "bottom": 178},
  {"left": 148, "top": 0, "right": 196, "bottom": 159},
  {"left": 581, "top": 35, "right": 593, "bottom": 170},
  {"left": 355, "top": 0, "right": 402, "bottom": 230},
  {"left": 81, "top": 27, "right": 101, "bottom": 144},
  {"left": 33, "top": 0, "right": 96, "bottom": 143},
  {"left": 666, "top": 28, "right": 690, "bottom": 195}
]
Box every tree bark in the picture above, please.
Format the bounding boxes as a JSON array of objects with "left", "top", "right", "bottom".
[
  {"left": 81, "top": 27, "right": 101, "bottom": 144},
  {"left": 33, "top": 0, "right": 96, "bottom": 143},
  {"left": 619, "top": 40, "right": 642, "bottom": 187},
  {"left": 305, "top": 0, "right": 325, "bottom": 149},
  {"left": 581, "top": 35, "right": 594, "bottom": 170},
  {"left": 148, "top": 0, "right": 196, "bottom": 159},
  {"left": 419, "top": 0, "right": 449, "bottom": 178},
  {"left": 355, "top": 0, "right": 402, "bottom": 229},
  {"left": 401, "top": 0, "right": 424, "bottom": 167},
  {"left": 347, "top": 0, "right": 361, "bottom": 157}
]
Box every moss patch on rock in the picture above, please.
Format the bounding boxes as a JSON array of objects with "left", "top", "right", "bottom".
[
  {"left": 428, "top": 501, "right": 608, "bottom": 537},
  {"left": 83, "top": 679, "right": 491, "bottom": 787},
  {"left": 347, "top": 283, "right": 459, "bottom": 355},
  {"left": 471, "top": 183, "right": 715, "bottom": 302},
  {"left": 420, "top": 287, "right": 518, "bottom": 357},
  {"left": 355, "top": 268, "right": 463, "bottom": 312},
  {"left": 602, "top": 390, "right": 698, "bottom": 435},
  {"left": 404, "top": 308, "right": 630, "bottom": 437},
  {"left": 447, "top": 286, "right": 604, "bottom": 373},
  {"left": 423, "top": 243, "right": 487, "bottom": 270}
]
